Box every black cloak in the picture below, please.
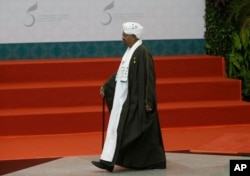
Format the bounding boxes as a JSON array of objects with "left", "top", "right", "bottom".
[{"left": 103, "top": 44, "right": 166, "bottom": 169}]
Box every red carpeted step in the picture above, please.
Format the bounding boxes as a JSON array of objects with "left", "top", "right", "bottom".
[
  {"left": 1, "top": 100, "right": 250, "bottom": 136},
  {"left": 0, "top": 58, "right": 119, "bottom": 83},
  {"left": 155, "top": 55, "right": 225, "bottom": 78},
  {"left": 157, "top": 77, "right": 242, "bottom": 102},
  {"left": 0, "top": 55, "right": 224, "bottom": 83},
  {"left": 0, "top": 106, "right": 106, "bottom": 136},
  {"left": 158, "top": 101, "right": 250, "bottom": 127},
  {"left": 0, "top": 81, "right": 103, "bottom": 109},
  {"left": 0, "top": 77, "right": 241, "bottom": 109}
]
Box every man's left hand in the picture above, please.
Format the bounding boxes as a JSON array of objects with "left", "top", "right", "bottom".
[{"left": 145, "top": 104, "right": 153, "bottom": 112}]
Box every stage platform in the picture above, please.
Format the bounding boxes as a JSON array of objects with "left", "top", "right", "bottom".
[{"left": 2, "top": 153, "right": 250, "bottom": 176}]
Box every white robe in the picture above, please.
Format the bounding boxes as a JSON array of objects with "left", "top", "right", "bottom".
[{"left": 100, "top": 40, "right": 142, "bottom": 162}]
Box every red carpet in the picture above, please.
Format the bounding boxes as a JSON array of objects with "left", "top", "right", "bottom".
[
  {"left": 1, "top": 55, "right": 250, "bottom": 162},
  {"left": 165, "top": 124, "right": 250, "bottom": 155},
  {"left": 0, "top": 125, "right": 250, "bottom": 161},
  {"left": 191, "top": 133, "right": 250, "bottom": 155}
]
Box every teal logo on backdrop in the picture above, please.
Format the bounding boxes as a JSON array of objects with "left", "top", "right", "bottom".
[
  {"left": 24, "top": 2, "right": 38, "bottom": 27},
  {"left": 101, "top": 0, "right": 115, "bottom": 25}
]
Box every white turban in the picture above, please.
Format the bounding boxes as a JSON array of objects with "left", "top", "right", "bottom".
[{"left": 122, "top": 22, "right": 144, "bottom": 39}]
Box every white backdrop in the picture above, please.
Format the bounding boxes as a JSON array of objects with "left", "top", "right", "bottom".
[{"left": 0, "top": 0, "right": 205, "bottom": 43}]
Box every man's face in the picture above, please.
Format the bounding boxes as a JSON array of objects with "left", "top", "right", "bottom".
[{"left": 122, "top": 32, "right": 136, "bottom": 48}]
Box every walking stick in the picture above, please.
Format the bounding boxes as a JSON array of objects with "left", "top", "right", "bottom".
[{"left": 102, "top": 97, "right": 105, "bottom": 149}]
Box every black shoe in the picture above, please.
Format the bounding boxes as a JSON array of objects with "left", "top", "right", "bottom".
[{"left": 91, "top": 161, "right": 114, "bottom": 172}]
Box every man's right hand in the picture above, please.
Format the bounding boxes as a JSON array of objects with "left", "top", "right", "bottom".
[{"left": 100, "top": 86, "right": 105, "bottom": 97}]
